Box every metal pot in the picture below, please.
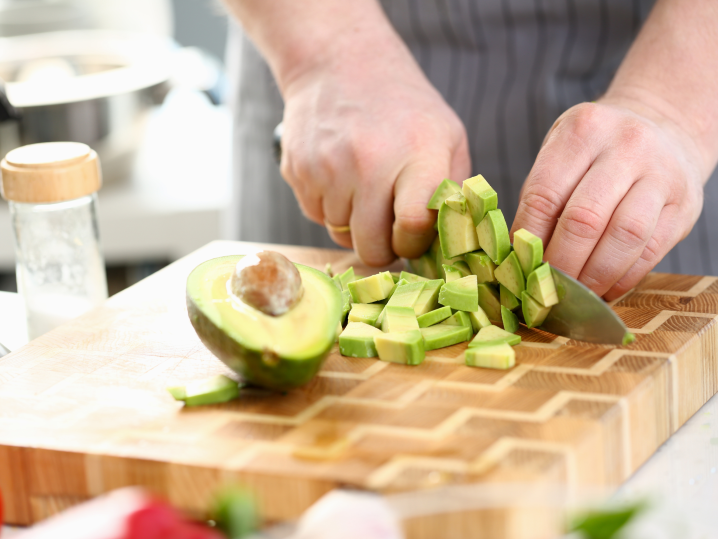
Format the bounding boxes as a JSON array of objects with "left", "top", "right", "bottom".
[{"left": 0, "top": 30, "right": 176, "bottom": 184}]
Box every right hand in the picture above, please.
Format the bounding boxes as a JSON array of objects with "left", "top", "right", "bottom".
[{"left": 279, "top": 36, "right": 470, "bottom": 266}]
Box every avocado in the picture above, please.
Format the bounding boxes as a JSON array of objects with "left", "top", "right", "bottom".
[
  {"left": 348, "top": 303, "right": 384, "bottom": 327},
  {"left": 427, "top": 178, "right": 462, "bottom": 210},
  {"left": 438, "top": 203, "right": 480, "bottom": 259},
  {"left": 429, "top": 235, "right": 442, "bottom": 261},
  {"left": 495, "top": 251, "right": 526, "bottom": 298},
  {"left": 500, "top": 284, "right": 520, "bottom": 311},
  {"left": 469, "top": 324, "right": 521, "bottom": 347},
  {"left": 521, "top": 291, "right": 552, "bottom": 328},
  {"left": 341, "top": 289, "right": 352, "bottom": 325},
  {"left": 439, "top": 275, "right": 479, "bottom": 312},
  {"left": 333, "top": 267, "right": 357, "bottom": 291},
  {"left": 464, "top": 250, "right": 497, "bottom": 284},
  {"left": 445, "top": 192, "right": 467, "bottom": 214},
  {"left": 462, "top": 175, "right": 498, "bottom": 226},
  {"left": 400, "top": 271, "right": 429, "bottom": 283},
  {"left": 406, "top": 254, "right": 439, "bottom": 280},
  {"left": 477, "top": 209, "right": 511, "bottom": 265},
  {"left": 374, "top": 330, "right": 425, "bottom": 365},
  {"left": 348, "top": 272, "right": 396, "bottom": 303},
  {"left": 526, "top": 262, "right": 559, "bottom": 307},
  {"left": 441, "top": 310, "right": 472, "bottom": 330},
  {"left": 376, "top": 281, "right": 426, "bottom": 326},
  {"left": 167, "top": 374, "right": 240, "bottom": 407},
  {"left": 477, "top": 283, "right": 502, "bottom": 322},
  {"left": 187, "top": 255, "right": 342, "bottom": 391},
  {"left": 465, "top": 343, "right": 515, "bottom": 369},
  {"left": 468, "top": 307, "right": 492, "bottom": 332},
  {"left": 417, "top": 305, "right": 453, "bottom": 327},
  {"left": 442, "top": 264, "right": 464, "bottom": 282},
  {"left": 381, "top": 305, "right": 420, "bottom": 333},
  {"left": 422, "top": 324, "right": 472, "bottom": 351},
  {"left": 390, "top": 272, "right": 402, "bottom": 283},
  {"left": 413, "top": 279, "right": 443, "bottom": 315},
  {"left": 339, "top": 322, "right": 383, "bottom": 357},
  {"left": 452, "top": 261, "right": 472, "bottom": 278},
  {"left": 501, "top": 305, "right": 519, "bottom": 333},
  {"left": 513, "top": 228, "right": 544, "bottom": 276}
]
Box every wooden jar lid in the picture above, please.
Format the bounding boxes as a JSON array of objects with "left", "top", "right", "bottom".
[{"left": 1, "top": 142, "right": 102, "bottom": 203}]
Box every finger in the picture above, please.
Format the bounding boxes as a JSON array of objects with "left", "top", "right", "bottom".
[
  {"left": 351, "top": 181, "right": 395, "bottom": 266},
  {"left": 576, "top": 178, "right": 666, "bottom": 296},
  {"left": 322, "top": 182, "right": 354, "bottom": 249},
  {"left": 280, "top": 145, "right": 326, "bottom": 226},
  {"left": 510, "top": 104, "right": 606, "bottom": 245}
]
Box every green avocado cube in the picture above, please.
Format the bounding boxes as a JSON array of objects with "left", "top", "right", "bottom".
[
  {"left": 421, "top": 324, "right": 472, "bottom": 351},
  {"left": 341, "top": 289, "right": 352, "bottom": 324},
  {"left": 339, "top": 322, "right": 383, "bottom": 357},
  {"left": 477, "top": 283, "right": 502, "bottom": 322},
  {"left": 441, "top": 310, "right": 472, "bottom": 329},
  {"left": 462, "top": 174, "right": 498, "bottom": 226},
  {"left": 464, "top": 250, "right": 497, "bottom": 284},
  {"left": 468, "top": 307, "right": 492, "bottom": 332},
  {"left": 501, "top": 305, "right": 520, "bottom": 333},
  {"left": 500, "top": 284, "right": 520, "bottom": 311},
  {"left": 170, "top": 375, "right": 240, "bottom": 407},
  {"left": 427, "top": 178, "right": 461, "bottom": 210},
  {"left": 167, "top": 385, "right": 186, "bottom": 400},
  {"left": 495, "top": 251, "right": 526, "bottom": 298},
  {"left": 452, "top": 261, "right": 472, "bottom": 278},
  {"left": 413, "top": 279, "right": 443, "bottom": 315},
  {"left": 406, "top": 254, "right": 439, "bottom": 280},
  {"left": 442, "top": 264, "right": 464, "bottom": 282},
  {"left": 400, "top": 271, "right": 429, "bottom": 283},
  {"left": 390, "top": 272, "right": 401, "bottom": 283},
  {"left": 526, "top": 263, "right": 559, "bottom": 307},
  {"left": 417, "top": 305, "right": 453, "bottom": 328},
  {"left": 376, "top": 281, "right": 426, "bottom": 325},
  {"left": 476, "top": 209, "right": 511, "bottom": 265},
  {"left": 445, "top": 192, "right": 467, "bottom": 214},
  {"left": 469, "top": 324, "right": 521, "bottom": 347},
  {"left": 348, "top": 272, "right": 395, "bottom": 303},
  {"left": 381, "top": 305, "right": 420, "bottom": 333},
  {"left": 439, "top": 275, "right": 479, "bottom": 312},
  {"left": 513, "top": 228, "right": 544, "bottom": 276},
  {"left": 348, "top": 303, "right": 384, "bottom": 327},
  {"left": 375, "top": 278, "right": 408, "bottom": 305},
  {"left": 333, "top": 267, "right": 357, "bottom": 291},
  {"left": 374, "top": 330, "right": 425, "bottom": 365},
  {"left": 438, "top": 203, "right": 480, "bottom": 259},
  {"left": 522, "top": 291, "right": 552, "bottom": 328},
  {"left": 465, "top": 343, "right": 515, "bottom": 369}
]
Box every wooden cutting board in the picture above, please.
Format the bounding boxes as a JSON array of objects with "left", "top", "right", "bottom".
[{"left": 1, "top": 241, "right": 717, "bottom": 538}]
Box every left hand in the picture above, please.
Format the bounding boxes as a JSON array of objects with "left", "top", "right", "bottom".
[{"left": 510, "top": 98, "right": 706, "bottom": 301}]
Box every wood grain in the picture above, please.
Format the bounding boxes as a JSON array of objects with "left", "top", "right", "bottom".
[{"left": 0, "top": 241, "right": 716, "bottom": 539}]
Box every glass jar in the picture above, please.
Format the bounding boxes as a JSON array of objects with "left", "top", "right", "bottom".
[{"left": 1, "top": 142, "right": 108, "bottom": 339}]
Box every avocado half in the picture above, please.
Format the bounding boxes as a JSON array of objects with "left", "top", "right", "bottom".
[{"left": 186, "top": 255, "right": 342, "bottom": 391}]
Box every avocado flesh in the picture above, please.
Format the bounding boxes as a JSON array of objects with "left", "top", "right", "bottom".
[
  {"left": 462, "top": 174, "right": 498, "bottom": 226},
  {"left": 439, "top": 275, "right": 479, "bottom": 312},
  {"left": 339, "top": 322, "right": 382, "bottom": 358},
  {"left": 464, "top": 251, "right": 497, "bottom": 284},
  {"left": 469, "top": 324, "right": 521, "bottom": 347},
  {"left": 187, "top": 256, "right": 341, "bottom": 391},
  {"left": 495, "top": 251, "right": 526, "bottom": 298},
  {"left": 441, "top": 311, "right": 472, "bottom": 329},
  {"left": 417, "top": 305, "right": 453, "bottom": 328},
  {"left": 521, "top": 290, "right": 552, "bottom": 329},
  {"left": 374, "top": 330, "right": 426, "bottom": 365},
  {"left": 477, "top": 209, "right": 511, "bottom": 265},
  {"left": 500, "top": 284, "right": 521, "bottom": 311},
  {"left": 501, "top": 305, "right": 519, "bottom": 334},
  {"left": 438, "top": 203, "right": 480, "bottom": 259},
  {"left": 465, "top": 343, "right": 515, "bottom": 369},
  {"left": 442, "top": 264, "right": 463, "bottom": 282},
  {"left": 445, "top": 192, "right": 467, "bottom": 214},
  {"left": 477, "top": 283, "right": 502, "bottom": 322},
  {"left": 348, "top": 303, "right": 384, "bottom": 327},
  {"left": 422, "top": 325, "right": 472, "bottom": 350},
  {"left": 468, "top": 307, "right": 492, "bottom": 332},
  {"left": 400, "top": 271, "right": 429, "bottom": 283},
  {"left": 413, "top": 279, "right": 443, "bottom": 315},
  {"left": 513, "top": 229, "right": 543, "bottom": 276},
  {"left": 406, "top": 254, "right": 439, "bottom": 280},
  {"left": 427, "top": 178, "right": 462, "bottom": 210},
  {"left": 526, "top": 262, "right": 559, "bottom": 307}
]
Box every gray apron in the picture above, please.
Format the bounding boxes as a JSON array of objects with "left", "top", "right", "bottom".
[{"left": 227, "top": 0, "right": 718, "bottom": 275}]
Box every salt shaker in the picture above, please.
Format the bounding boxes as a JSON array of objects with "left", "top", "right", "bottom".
[{"left": 1, "top": 142, "right": 108, "bottom": 339}]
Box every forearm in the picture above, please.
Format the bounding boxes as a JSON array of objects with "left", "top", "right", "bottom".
[{"left": 604, "top": 0, "right": 718, "bottom": 178}]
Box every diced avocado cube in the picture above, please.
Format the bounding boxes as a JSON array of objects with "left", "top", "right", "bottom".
[
  {"left": 171, "top": 375, "right": 240, "bottom": 407},
  {"left": 333, "top": 267, "right": 357, "bottom": 291},
  {"left": 522, "top": 291, "right": 552, "bottom": 328},
  {"left": 375, "top": 278, "right": 408, "bottom": 305},
  {"left": 417, "top": 305, "right": 453, "bottom": 328},
  {"left": 339, "top": 322, "right": 383, "bottom": 357},
  {"left": 501, "top": 305, "right": 520, "bottom": 333},
  {"left": 526, "top": 262, "right": 558, "bottom": 307},
  {"left": 381, "top": 305, "right": 420, "bottom": 333},
  {"left": 348, "top": 303, "right": 384, "bottom": 327},
  {"left": 374, "top": 330, "right": 425, "bottom": 365},
  {"left": 441, "top": 310, "right": 472, "bottom": 329},
  {"left": 513, "top": 228, "right": 544, "bottom": 276},
  {"left": 495, "top": 251, "right": 526, "bottom": 298},
  {"left": 348, "top": 272, "right": 395, "bottom": 303},
  {"left": 445, "top": 192, "right": 467, "bottom": 214},
  {"left": 462, "top": 174, "right": 498, "bottom": 226},
  {"left": 413, "top": 279, "right": 443, "bottom": 315},
  {"left": 427, "top": 178, "right": 461, "bottom": 210},
  {"left": 452, "top": 261, "right": 472, "bottom": 278},
  {"left": 406, "top": 254, "right": 439, "bottom": 280},
  {"left": 438, "top": 203, "right": 480, "bottom": 259},
  {"left": 341, "top": 289, "right": 352, "bottom": 324},
  {"left": 500, "top": 284, "right": 520, "bottom": 311},
  {"left": 477, "top": 283, "right": 502, "bottom": 322},
  {"left": 421, "top": 324, "right": 472, "bottom": 351},
  {"left": 400, "top": 271, "right": 429, "bottom": 283},
  {"left": 390, "top": 272, "right": 401, "bottom": 283},
  {"left": 439, "top": 275, "right": 479, "bottom": 312},
  {"left": 442, "top": 264, "right": 464, "bottom": 282},
  {"left": 477, "top": 209, "right": 511, "bottom": 265},
  {"left": 469, "top": 324, "right": 521, "bottom": 347},
  {"left": 465, "top": 343, "right": 515, "bottom": 369},
  {"left": 468, "top": 307, "right": 492, "bottom": 332},
  {"left": 464, "top": 250, "right": 497, "bottom": 284},
  {"left": 376, "top": 281, "right": 425, "bottom": 326}
]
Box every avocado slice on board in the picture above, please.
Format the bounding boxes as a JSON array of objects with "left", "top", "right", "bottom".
[
  {"left": 469, "top": 324, "right": 521, "bottom": 347},
  {"left": 427, "top": 178, "right": 462, "bottom": 210},
  {"left": 348, "top": 272, "right": 396, "bottom": 303},
  {"left": 186, "top": 255, "right": 342, "bottom": 391},
  {"left": 339, "top": 322, "right": 383, "bottom": 358},
  {"left": 438, "top": 203, "right": 480, "bottom": 259},
  {"left": 468, "top": 306, "right": 492, "bottom": 332},
  {"left": 374, "top": 330, "right": 426, "bottom": 365},
  {"left": 417, "top": 305, "right": 453, "bottom": 328},
  {"left": 348, "top": 303, "right": 384, "bottom": 327},
  {"left": 400, "top": 271, "right": 429, "bottom": 283},
  {"left": 513, "top": 228, "right": 544, "bottom": 276},
  {"left": 501, "top": 305, "right": 520, "bottom": 334},
  {"left": 477, "top": 209, "right": 511, "bottom": 265},
  {"left": 421, "top": 324, "right": 472, "bottom": 351},
  {"left": 465, "top": 343, "right": 515, "bottom": 369},
  {"left": 439, "top": 275, "right": 479, "bottom": 312}
]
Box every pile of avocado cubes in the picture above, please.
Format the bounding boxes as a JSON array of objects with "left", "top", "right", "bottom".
[{"left": 335, "top": 174, "right": 559, "bottom": 370}]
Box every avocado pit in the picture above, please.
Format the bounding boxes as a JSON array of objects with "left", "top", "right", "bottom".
[{"left": 230, "top": 251, "right": 303, "bottom": 316}]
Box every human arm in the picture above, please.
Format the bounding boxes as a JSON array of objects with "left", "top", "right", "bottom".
[{"left": 511, "top": 0, "right": 718, "bottom": 300}]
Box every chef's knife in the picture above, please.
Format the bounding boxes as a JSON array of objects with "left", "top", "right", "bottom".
[{"left": 539, "top": 266, "right": 633, "bottom": 345}]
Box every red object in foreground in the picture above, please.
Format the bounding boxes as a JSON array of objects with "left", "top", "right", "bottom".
[{"left": 14, "top": 488, "right": 223, "bottom": 539}]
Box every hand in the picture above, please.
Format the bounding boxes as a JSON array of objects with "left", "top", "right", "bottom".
[
  {"left": 279, "top": 37, "right": 470, "bottom": 266},
  {"left": 511, "top": 98, "right": 706, "bottom": 300}
]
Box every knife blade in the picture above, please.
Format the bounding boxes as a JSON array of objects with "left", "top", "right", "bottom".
[{"left": 539, "top": 266, "right": 633, "bottom": 345}]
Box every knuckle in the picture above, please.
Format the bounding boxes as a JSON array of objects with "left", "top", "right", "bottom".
[
  {"left": 520, "top": 185, "right": 564, "bottom": 225},
  {"left": 395, "top": 203, "right": 434, "bottom": 236},
  {"left": 640, "top": 235, "right": 662, "bottom": 266},
  {"left": 559, "top": 205, "right": 605, "bottom": 241},
  {"left": 611, "top": 215, "right": 652, "bottom": 250},
  {"left": 565, "top": 102, "right": 603, "bottom": 139}
]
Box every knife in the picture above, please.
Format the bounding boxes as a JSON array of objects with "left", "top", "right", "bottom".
[{"left": 539, "top": 266, "right": 633, "bottom": 345}]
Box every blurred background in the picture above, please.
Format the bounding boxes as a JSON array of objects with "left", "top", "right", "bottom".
[{"left": 0, "top": 0, "right": 234, "bottom": 295}]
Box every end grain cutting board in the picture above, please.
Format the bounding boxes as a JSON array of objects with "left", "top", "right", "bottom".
[{"left": 1, "top": 241, "right": 718, "bottom": 538}]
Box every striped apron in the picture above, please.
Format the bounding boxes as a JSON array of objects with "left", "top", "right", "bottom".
[{"left": 227, "top": 0, "right": 718, "bottom": 276}]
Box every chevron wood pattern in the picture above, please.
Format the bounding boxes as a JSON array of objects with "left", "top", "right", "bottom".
[{"left": 1, "top": 241, "right": 717, "bottom": 539}]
